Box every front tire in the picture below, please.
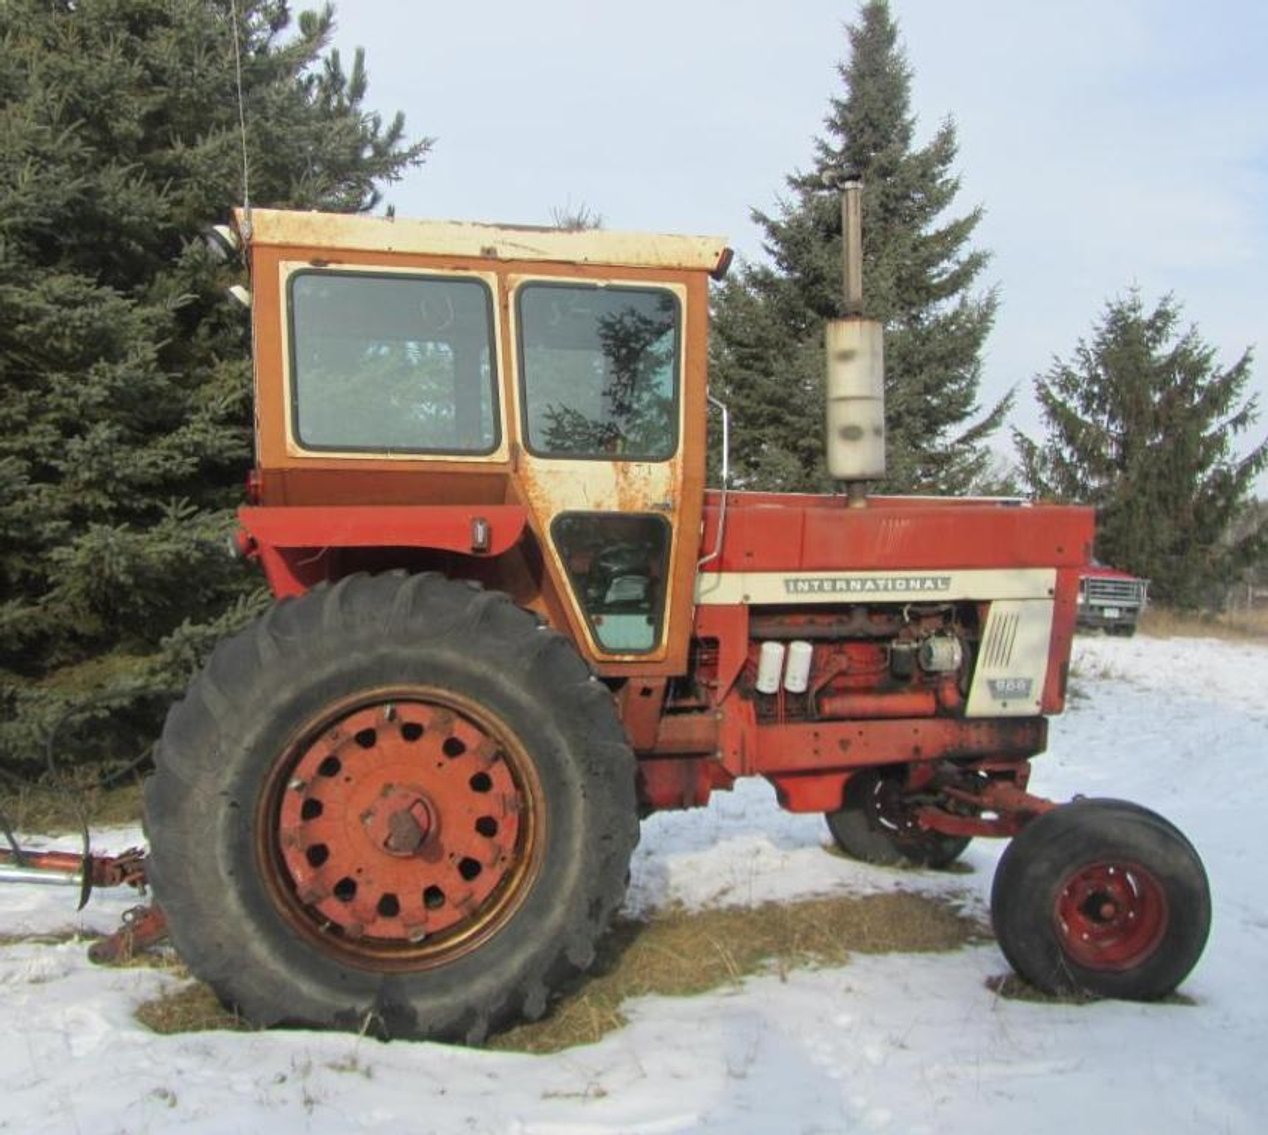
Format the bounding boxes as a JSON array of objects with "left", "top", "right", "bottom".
[
  {"left": 145, "top": 573, "right": 639, "bottom": 1043},
  {"left": 991, "top": 799, "right": 1209, "bottom": 999}
]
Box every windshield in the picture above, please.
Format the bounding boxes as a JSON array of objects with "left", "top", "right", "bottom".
[{"left": 517, "top": 282, "right": 680, "bottom": 461}]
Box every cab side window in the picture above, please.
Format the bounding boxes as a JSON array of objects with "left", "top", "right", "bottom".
[{"left": 289, "top": 270, "right": 499, "bottom": 454}]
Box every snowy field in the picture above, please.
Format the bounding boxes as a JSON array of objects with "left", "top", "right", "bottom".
[{"left": 1, "top": 633, "right": 1265, "bottom": 1134}]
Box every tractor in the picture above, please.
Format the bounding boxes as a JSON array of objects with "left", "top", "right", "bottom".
[{"left": 124, "top": 187, "right": 1210, "bottom": 1042}]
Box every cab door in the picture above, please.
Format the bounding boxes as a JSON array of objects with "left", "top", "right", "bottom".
[{"left": 508, "top": 273, "right": 704, "bottom": 675}]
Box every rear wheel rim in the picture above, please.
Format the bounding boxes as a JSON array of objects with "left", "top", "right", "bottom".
[
  {"left": 259, "top": 686, "right": 544, "bottom": 971},
  {"left": 1054, "top": 859, "right": 1168, "bottom": 971}
]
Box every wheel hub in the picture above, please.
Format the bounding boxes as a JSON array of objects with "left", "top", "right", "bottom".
[
  {"left": 1056, "top": 860, "right": 1168, "bottom": 970},
  {"left": 268, "top": 695, "right": 538, "bottom": 958},
  {"left": 361, "top": 787, "right": 434, "bottom": 856}
]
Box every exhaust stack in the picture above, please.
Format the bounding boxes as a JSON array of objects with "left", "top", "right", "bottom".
[{"left": 825, "top": 181, "right": 886, "bottom": 503}]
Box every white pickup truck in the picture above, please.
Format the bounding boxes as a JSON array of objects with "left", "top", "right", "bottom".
[{"left": 1078, "top": 563, "right": 1149, "bottom": 636}]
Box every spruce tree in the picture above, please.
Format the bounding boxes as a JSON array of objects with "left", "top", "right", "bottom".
[
  {"left": 0, "top": 1, "right": 430, "bottom": 774},
  {"left": 711, "top": 0, "right": 1007, "bottom": 493},
  {"left": 1016, "top": 291, "right": 1266, "bottom": 608}
]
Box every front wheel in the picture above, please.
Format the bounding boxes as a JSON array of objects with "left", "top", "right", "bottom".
[
  {"left": 991, "top": 799, "right": 1210, "bottom": 999},
  {"left": 145, "top": 573, "right": 639, "bottom": 1043}
]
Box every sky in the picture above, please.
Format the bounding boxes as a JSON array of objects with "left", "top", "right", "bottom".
[{"left": 328, "top": 0, "right": 1268, "bottom": 483}]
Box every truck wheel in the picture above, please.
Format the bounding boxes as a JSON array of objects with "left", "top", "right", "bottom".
[
  {"left": 144, "top": 573, "right": 639, "bottom": 1043},
  {"left": 991, "top": 799, "right": 1209, "bottom": 1000},
  {"left": 824, "top": 769, "right": 971, "bottom": 869}
]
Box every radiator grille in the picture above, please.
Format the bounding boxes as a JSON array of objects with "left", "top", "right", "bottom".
[{"left": 1085, "top": 577, "right": 1146, "bottom": 606}]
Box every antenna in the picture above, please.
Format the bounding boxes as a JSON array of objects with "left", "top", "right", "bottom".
[{"left": 229, "top": 0, "right": 252, "bottom": 237}]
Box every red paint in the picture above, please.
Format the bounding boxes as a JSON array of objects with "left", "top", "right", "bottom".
[
  {"left": 742, "top": 717, "right": 1047, "bottom": 780},
  {"left": 914, "top": 777, "right": 1057, "bottom": 838},
  {"left": 815, "top": 684, "right": 961, "bottom": 720},
  {"left": 1056, "top": 860, "right": 1168, "bottom": 970},
  {"left": 697, "top": 491, "right": 1092, "bottom": 573},
  {"left": 276, "top": 699, "right": 525, "bottom": 943},
  {"left": 238, "top": 505, "right": 529, "bottom": 596},
  {"left": 766, "top": 771, "right": 851, "bottom": 813},
  {"left": 0, "top": 847, "right": 147, "bottom": 890},
  {"left": 637, "top": 757, "right": 735, "bottom": 811},
  {"left": 235, "top": 484, "right": 1093, "bottom": 833},
  {"left": 87, "top": 904, "right": 170, "bottom": 964}
]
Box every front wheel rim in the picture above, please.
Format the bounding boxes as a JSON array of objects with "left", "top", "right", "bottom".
[
  {"left": 258, "top": 686, "right": 544, "bottom": 972},
  {"left": 1054, "top": 860, "right": 1168, "bottom": 971}
]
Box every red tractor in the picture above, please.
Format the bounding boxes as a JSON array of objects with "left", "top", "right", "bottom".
[{"left": 136, "top": 189, "right": 1208, "bottom": 1042}]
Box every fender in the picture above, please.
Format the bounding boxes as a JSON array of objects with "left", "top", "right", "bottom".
[{"left": 236, "top": 505, "right": 530, "bottom": 597}]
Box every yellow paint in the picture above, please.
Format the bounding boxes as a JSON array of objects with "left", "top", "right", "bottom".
[{"left": 237, "top": 208, "right": 730, "bottom": 275}]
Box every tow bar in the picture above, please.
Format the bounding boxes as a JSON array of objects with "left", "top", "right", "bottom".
[{"left": 0, "top": 843, "right": 167, "bottom": 962}]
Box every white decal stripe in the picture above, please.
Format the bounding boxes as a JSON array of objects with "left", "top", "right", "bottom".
[{"left": 695, "top": 568, "right": 1056, "bottom": 606}]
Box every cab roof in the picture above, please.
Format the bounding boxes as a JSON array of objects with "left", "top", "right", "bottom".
[{"left": 234, "top": 207, "right": 733, "bottom": 279}]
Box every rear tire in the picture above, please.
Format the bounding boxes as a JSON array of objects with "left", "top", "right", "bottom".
[
  {"left": 991, "top": 799, "right": 1209, "bottom": 999},
  {"left": 145, "top": 573, "right": 638, "bottom": 1043},
  {"left": 824, "top": 769, "right": 971, "bottom": 869}
]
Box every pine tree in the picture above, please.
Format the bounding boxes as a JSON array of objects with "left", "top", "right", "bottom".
[
  {"left": 711, "top": 0, "right": 1008, "bottom": 493},
  {"left": 0, "top": 1, "right": 430, "bottom": 774},
  {"left": 1016, "top": 291, "right": 1267, "bottom": 608}
]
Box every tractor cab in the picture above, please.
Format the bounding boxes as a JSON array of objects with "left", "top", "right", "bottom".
[{"left": 234, "top": 208, "right": 730, "bottom": 676}]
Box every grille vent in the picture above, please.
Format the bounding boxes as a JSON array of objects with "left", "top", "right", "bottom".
[
  {"left": 982, "top": 611, "right": 1020, "bottom": 669},
  {"left": 1085, "top": 578, "right": 1145, "bottom": 605}
]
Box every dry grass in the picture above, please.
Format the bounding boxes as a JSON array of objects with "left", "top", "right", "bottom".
[
  {"left": 985, "top": 972, "right": 1196, "bottom": 1007},
  {"left": 130, "top": 890, "right": 985, "bottom": 1050},
  {"left": 985, "top": 972, "right": 1097, "bottom": 1005},
  {"left": 0, "top": 782, "right": 143, "bottom": 836},
  {"left": 490, "top": 891, "right": 987, "bottom": 1053},
  {"left": 1140, "top": 604, "right": 1268, "bottom": 641},
  {"left": 135, "top": 973, "right": 255, "bottom": 1035}
]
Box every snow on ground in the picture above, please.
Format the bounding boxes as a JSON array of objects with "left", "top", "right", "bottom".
[{"left": 1, "top": 633, "right": 1265, "bottom": 1134}]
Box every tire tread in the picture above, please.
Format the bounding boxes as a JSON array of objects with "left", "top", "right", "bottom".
[{"left": 146, "top": 573, "right": 638, "bottom": 1043}]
